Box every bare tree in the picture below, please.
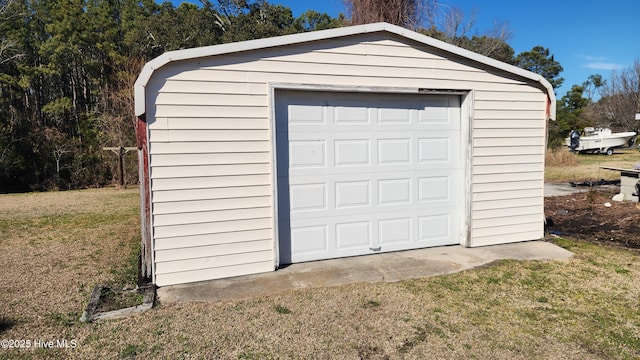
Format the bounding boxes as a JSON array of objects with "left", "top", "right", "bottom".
[
  {"left": 441, "top": 6, "right": 475, "bottom": 40},
  {"left": 417, "top": 5, "right": 513, "bottom": 63},
  {"left": 344, "top": 0, "right": 438, "bottom": 30},
  {"left": 0, "top": 0, "right": 23, "bottom": 65},
  {"left": 436, "top": 6, "right": 511, "bottom": 51},
  {"left": 589, "top": 59, "right": 640, "bottom": 132},
  {"left": 96, "top": 58, "right": 144, "bottom": 185},
  {"left": 484, "top": 20, "right": 512, "bottom": 49}
]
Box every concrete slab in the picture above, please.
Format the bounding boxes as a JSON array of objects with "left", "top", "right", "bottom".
[
  {"left": 545, "top": 183, "right": 584, "bottom": 197},
  {"left": 544, "top": 183, "right": 619, "bottom": 197},
  {"left": 157, "top": 241, "right": 573, "bottom": 303}
]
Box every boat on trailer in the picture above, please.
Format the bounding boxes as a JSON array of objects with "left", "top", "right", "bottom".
[{"left": 565, "top": 127, "right": 636, "bottom": 155}]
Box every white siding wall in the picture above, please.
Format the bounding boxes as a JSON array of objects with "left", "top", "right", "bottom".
[
  {"left": 471, "top": 91, "right": 546, "bottom": 246},
  {"left": 146, "top": 32, "right": 547, "bottom": 286}
]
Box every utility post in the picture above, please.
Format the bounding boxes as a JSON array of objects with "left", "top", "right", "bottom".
[{"left": 103, "top": 146, "right": 137, "bottom": 187}]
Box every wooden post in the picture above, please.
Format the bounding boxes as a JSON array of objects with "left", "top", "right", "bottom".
[
  {"left": 103, "top": 146, "right": 137, "bottom": 187},
  {"left": 118, "top": 147, "right": 125, "bottom": 186},
  {"left": 135, "top": 114, "right": 153, "bottom": 283}
]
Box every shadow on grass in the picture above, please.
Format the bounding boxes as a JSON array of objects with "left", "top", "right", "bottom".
[{"left": 0, "top": 316, "right": 16, "bottom": 334}]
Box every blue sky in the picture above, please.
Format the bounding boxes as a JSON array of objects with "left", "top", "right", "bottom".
[{"left": 166, "top": 0, "right": 640, "bottom": 97}]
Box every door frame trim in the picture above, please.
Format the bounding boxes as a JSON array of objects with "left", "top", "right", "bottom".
[{"left": 268, "top": 83, "right": 472, "bottom": 268}]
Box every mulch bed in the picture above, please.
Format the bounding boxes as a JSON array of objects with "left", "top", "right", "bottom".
[{"left": 544, "top": 188, "right": 640, "bottom": 248}]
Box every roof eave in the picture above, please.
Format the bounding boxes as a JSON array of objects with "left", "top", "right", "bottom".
[{"left": 134, "top": 22, "right": 556, "bottom": 120}]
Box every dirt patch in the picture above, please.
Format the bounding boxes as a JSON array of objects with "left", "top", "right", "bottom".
[
  {"left": 545, "top": 188, "right": 640, "bottom": 248},
  {"left": 94, "top": 286, "right": 144, "bottom": 314}
]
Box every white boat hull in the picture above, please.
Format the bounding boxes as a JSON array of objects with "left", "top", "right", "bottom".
[{"left": 565, "top": 129, "right": 636, "bottom": 154}]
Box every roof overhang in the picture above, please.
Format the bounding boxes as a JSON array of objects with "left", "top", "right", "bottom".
[{"left": 135, "top": 22, "right": 556, "bottom": 120}]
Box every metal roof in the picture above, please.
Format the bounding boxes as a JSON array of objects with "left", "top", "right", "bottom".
[{"left": 135, "top": 22, "right": 556, "bottom": 119}]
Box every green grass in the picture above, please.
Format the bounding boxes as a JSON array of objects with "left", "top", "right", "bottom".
[{"left": 274, "top": 304, "right": 292, "bottom": 314}]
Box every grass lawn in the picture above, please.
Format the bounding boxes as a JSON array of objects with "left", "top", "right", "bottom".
[{"left": 1, "top": 189, "right": 640, "bottom": 359}]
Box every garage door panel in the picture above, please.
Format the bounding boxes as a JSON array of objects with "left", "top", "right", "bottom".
[
  {"left": 419, "top": 98, "right": 453, "bottom": 124},
  {"left": 379, "top": 211, "right": 455, "bottom": 252},
  {"left": 289, "top": 183, "right": 327, "bottom": 213},
  {"left": 287, "top": 162, "right": 459, "bottom": 177},
  {"left": 288, "top": 202, "right": 460, "bottom": 222},
  {"left": 418, "top": 137, "right": 451, "bottom": 163},
  {"left": 285, "top": 175, "right": 459, "bottom": 221},
  {"left": 277, "top": 91, "right": 461, "bottom": 264},
  {"left": 279, "top": 90, "right": 458, "bottom": 129},
  {"left": 335, "top": 139, "right": 370, "bottom": 167},
  {"left": 291, "top": 224, "right": 328, "bottom": 256},
  {"left": 289, "top": 140, "right": 326, "bottom": 168},
  {"left": 284, "top": 171, "right": 458, "bottom": 210},
  {"left": 286, "top": 101, "right": 326, "bottom": 124},
  {"left": 419, "top": 175, "right": 450, "bottom": 203},
  {"left": 419, "top": 213, "right": 450, "bottom": 241},
  {"left": 333, "top": 105, "right": 371, "bottom": 124},
  {"left": 283, "top": 123, "right": 458, "bottom": 134},
  {"left": 378, "top": 210, "right": 455, "bottom": 250},
  {"left": 379, "top": 217, "right": 412, "bottom": 245},
  {"left": 286, "top": 215, "right": 376, "bottom": 262},
  {"left": 335, "top": 180, "right": 371, "bottom": 208},
  {"left": 284, "top": 209, "right": 459, "bottom": 262},
  {"left": 378, "top": 178, "right": 411, "bottom": 205},
  {"left": 336, "top": 220, "right": 372, "bottom": 250},
  {"left": 377, "top": 106, "right": 413, "bottom": 124},
  {"left": 377, "top": 138, "right": 411, "bottom": 164}
]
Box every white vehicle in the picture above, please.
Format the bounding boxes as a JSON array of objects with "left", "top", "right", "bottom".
[{"left": 566, "top": 127, "right": 636, "bottom": 155}]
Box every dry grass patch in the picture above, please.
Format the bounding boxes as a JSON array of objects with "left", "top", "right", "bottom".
[
  {"left": 2, "top": 189, "right": 640, "bottom": 359},
  {"left": 61, "top": 240, "right": 639, "bottom": 360},
  {"left": 545, "top": 148, "right": 580, "bottom": 167},
  {"left": 545, "top": 148, "right": 639, "bottom": 182},
  {"left": 0, "top": 187, "right": 140, "bottom": 357}
]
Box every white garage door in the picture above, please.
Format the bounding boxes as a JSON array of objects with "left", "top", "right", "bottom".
[{"left": 275, "top": 91, "right": 461, "bottom": 264}]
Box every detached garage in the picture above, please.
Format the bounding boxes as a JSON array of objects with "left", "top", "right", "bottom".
[{"left": 134, "top": 22, "right": 556, "bottom": 287}]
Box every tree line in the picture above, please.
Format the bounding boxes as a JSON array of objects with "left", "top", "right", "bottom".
[
  {"left": 0, "top": 0, "right": 346, "bottom": 192},
  {"left": 0, "top": 0, "right": 636, "bottom": 192}
]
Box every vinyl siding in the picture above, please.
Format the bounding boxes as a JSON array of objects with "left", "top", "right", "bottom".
[
  {"left": 471, "top": 91, "right": 546, "bottom": 246},
  {"left": 146, "top": 32, "right": 547, "bottom": 286},
  {"left": 150, "top": 141, "right": 270, "bottom": 154}
]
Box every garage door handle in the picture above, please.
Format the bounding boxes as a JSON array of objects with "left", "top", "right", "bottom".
[{"left": 370, "top": 246, "right": 381, "bottom": 252}]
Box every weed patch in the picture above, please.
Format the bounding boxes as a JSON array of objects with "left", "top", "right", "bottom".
[
  {"left": 354, "top": 343, "right": 386, "bottom": 359},
  {"left": 274, "top": 304, "right": 291, "bottom": 315},
  {"left": 45, "top": 312, "right": 79, "bottom": 327},
  {"left": 120, "top": 344, "right": 145, "bottom": 358},
  {"left": 362, "top": 299, "right": 381, "bottom": 309}
]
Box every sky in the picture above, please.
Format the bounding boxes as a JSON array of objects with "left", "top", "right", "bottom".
[{"left": 166, "top": 0, "right": 640, "bottom": 97}]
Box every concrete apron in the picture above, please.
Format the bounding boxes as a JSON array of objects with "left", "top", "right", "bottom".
[{"left": 157, "top": 241, "right": 573, "bottom": 303}]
